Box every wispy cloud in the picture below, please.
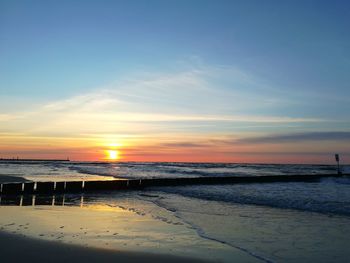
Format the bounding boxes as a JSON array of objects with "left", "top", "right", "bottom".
[
  {"left": 0, "top": 66, "right": 327, "bottom": 137},
  {"left": 236, "top": 132, "right": 350, "bottom": 144},
  {"left": 0, "top": 114, "right": 16, "bottom": 121},
  {"left": 1, "top": 64, "right": 349, "bottom": 163},
  {"left": 159, "top": 142, "right": 210, "bottom": 148}
]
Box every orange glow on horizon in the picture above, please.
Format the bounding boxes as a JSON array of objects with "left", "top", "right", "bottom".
[{"left": 0, "top": 134, "right": 349, "bottom": 164}]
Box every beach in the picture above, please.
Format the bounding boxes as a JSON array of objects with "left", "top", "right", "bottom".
[
  {"left": 1, "top": 162, "right": 350, "bottom": 262},
  {"left": 2, "top": 1, "right": 350, "bottom": 261},
  {"left": 0, "top": 231, "right": 205, "bottom": 263},
  {"left": 0, "top": 191, "right": 260, "bottom": 262}
]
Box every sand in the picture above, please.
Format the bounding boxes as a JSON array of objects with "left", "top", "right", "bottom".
[
  {"left": 0, "top": 231, "right": 205, "bottom": 263},
  {"left": 0, "top": 194, "right": 261, "bottom": 262}
]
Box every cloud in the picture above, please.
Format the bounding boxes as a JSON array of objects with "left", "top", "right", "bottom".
[
  {"left": 236, "top": 132, "right": 350, "bottom": 144},
  {"left": 0, "top": 65, "right": 333, "bottom": 140},
  {"left": 0, "top": 114, "right": 17, "bottom": 121},
  {"left": 159, "top": 142, "right": 210, "bottom": 148},
  {"left": 155, "top": 132, "right": 350, "bottom": 148}
]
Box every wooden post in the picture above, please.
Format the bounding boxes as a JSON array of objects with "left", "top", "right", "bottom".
[{"left": 335, "top": 154, "right": 341, "bottom": 175}]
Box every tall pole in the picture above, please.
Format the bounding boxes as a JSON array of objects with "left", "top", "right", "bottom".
[{"left": 335, "top": 154, "right": 341, "bottom": 175}]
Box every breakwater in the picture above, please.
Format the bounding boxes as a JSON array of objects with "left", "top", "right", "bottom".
[{"left": 0, "top": 173, "right": 346, "bottom": 195}]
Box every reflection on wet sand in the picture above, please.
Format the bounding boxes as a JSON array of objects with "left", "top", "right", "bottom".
[
  {"left": 0, "top": 193, "right": 243, "bottom": 263},
  {"left": 0, "top": 194, "right": 86, "bottom": 207}
]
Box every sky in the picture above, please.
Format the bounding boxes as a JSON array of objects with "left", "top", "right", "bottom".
[{"left": 0, "top": 0, "right": 350, "bottom": 163}]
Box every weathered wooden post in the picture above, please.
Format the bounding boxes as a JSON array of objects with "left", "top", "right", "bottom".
[{"left": 335, "top": 154, "right": 342, "bottom": 175}]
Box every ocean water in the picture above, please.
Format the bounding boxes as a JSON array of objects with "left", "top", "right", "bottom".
[
  {"left": 1, "top": 161, "right": 350, "bottom": 216},
  {"left": 0, "top": 161, "right": 346, "bottom": 180},
  {"left": 1, "top": 161, "right": 350, "bottom": 262}
]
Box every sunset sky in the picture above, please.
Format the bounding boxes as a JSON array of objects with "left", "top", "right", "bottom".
[{"left": 1, "top": 0, "right": 350, "bottom": 163}]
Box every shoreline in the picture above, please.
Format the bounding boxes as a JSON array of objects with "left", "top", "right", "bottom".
[{"left": 0, "top": 231, "right": 206, "bottom": 263}]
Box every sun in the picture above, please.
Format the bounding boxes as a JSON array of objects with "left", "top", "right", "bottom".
[{"left": 106, "top": 150, "right": 119, "bottom": 160}]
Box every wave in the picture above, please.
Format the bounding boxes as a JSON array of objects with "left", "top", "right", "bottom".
[
  {"left": 151, "top": 197, "right": 274, "bottom": 263},
  {"left": 68, "top": 162, "right": 342, "bottom": 179},
  {"left": 150, "top": 178, "right": 350, "bottom": 216}
]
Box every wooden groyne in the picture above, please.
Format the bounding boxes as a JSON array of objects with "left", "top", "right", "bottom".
[{"left": 0, "top": 173, "right": 346, "bottom": 196}]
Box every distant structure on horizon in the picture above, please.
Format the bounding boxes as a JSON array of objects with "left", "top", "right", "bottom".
[
  {"left": 0, "top": 157, "right": 70, "bottom": 162},
  {"left": 335, "top": 153, "right": 342, "bottom": 175}
]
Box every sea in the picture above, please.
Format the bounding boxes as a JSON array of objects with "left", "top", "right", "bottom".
[{"left": 1, "top": 161, "right": 350, "bottom": 262}]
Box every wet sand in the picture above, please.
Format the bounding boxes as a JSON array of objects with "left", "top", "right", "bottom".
[
  {"left": 0, "top": 194, "right": 260, "bottom": 262},
  {"left": 0, "top": 231, "right": 205, "bottom": 263},
  {"left": 2, "top": 190, "right": 349, "bottom": 262}
]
